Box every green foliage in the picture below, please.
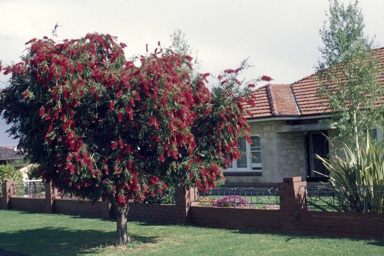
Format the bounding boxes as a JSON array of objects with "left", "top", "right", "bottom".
[
  {"left": 317, "top": 135, "right": 384, "bottom": 212},
  {"left": 0, "top": 32, "right": 259, "bottom": 244},
  {"left": 0, "top": 164, "right": 23, "bottom": 196},
  {"left": 0, "top": 164, "right": 23, "bottom": 183},
  {"left": 142, "top": 186, "right": 176, "bottom": 204},
  {"left": 317, "top": 0, "right": 383, "bottom": 149}
]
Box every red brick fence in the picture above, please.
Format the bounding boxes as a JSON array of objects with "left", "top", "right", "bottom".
[{"left": 2, "top": 177, "right": 384, "bottom": 240}]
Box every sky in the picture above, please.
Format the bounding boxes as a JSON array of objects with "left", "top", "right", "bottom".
[{"left": 1, "top": 0, "right": 384, "bottom": 147}]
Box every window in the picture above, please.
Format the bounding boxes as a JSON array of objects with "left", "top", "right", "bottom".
[{"left": 225, "top": 135, "right": 262, "bottom": 173}]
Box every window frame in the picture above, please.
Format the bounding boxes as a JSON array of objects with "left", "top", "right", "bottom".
[{"left": 224, "top": 135, "right": 262, "bottom": 173}]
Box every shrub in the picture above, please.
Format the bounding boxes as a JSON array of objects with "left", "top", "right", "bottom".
[
  {"left": 212, "top": 195, "right": 254, "bottom": 208},
  {"left": 317, "top": 135, "right": 384, "bottom": 212},
  {"left": 0, "top": 164, "right": 23, "bottom": 183}
]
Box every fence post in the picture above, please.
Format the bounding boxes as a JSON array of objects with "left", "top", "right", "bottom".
[
  {"left": 278, "top": 176, "right": 307, "bottom": 233},
  {"left": 45, "top": 182, "right": 57, "bottom": 213},
  {"left": 175, "top": 186, "right": 197, "bottom": 224},
  {"left": 2, "top": 180, "right": 16, "bottom": 209}
]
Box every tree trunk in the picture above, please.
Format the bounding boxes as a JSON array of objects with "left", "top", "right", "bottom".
[
  {"left": 112, "top": 201, "right": 131, "bottom": 245},
  {"left": 352, "top": 110, "right": 359, "bottom": 152}
]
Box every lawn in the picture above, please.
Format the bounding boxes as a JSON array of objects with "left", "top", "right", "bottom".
[{"left": 0, "top": 210, "right": 383, "bottom": 256}]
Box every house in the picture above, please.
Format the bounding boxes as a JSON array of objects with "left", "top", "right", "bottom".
[
  {"left": 0, "top": 146, "right": 25, "bottom": 167},
  {"left": 224, "top": 47, "right": 384, "bottom": 186}
]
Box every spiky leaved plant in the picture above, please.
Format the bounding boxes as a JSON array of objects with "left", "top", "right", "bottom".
[{"left": 317, "top": 134, "right": 384, "bottom": 212}]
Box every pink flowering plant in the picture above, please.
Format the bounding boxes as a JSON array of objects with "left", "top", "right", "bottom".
[{"left": 212, "top": 195, "right": 255, "bottom": 208}]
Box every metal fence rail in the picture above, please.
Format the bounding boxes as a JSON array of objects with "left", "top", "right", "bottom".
[
  {"left": 194, "top": 186, "right": 280, "bottom": 209},
  {"left": 305, "top": 185, "right": 384, "bottom": 213},
  {"left": 11, "top": 180, "right": 45, "bottom": 198}
]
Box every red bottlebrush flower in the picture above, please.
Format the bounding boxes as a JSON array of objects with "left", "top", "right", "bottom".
[
  {"left": 120, "top": 42, "right": 127, "bottom": 48},
  {"left": 235, "top": 67, "right": 243, "bottom": 72},
  {"left": 159, "top": 153, "right": 164, "bottom": 163},
  {"left": 149, "top": 116, "right": 159, "bottom": 130},
  {"left": 3, "top": 66, "right": 10, "bottom": 75},
  {"left": 134, "top": 90, "right": 140, "bottom": 101},
  {"left": 72, "top": 99, "right": 78, "bottom": 107},
  {"left": 200, "top": 168, "right": 208, "bottom": 177},
  {"left": 184, "top": 55, "right": 193, "bottom": 61},
  {"left": 157, "top": 187, "right": 163, "bottom": 195},
  {"left": 117, "top": 194, "right": 126, "bottom": 207},
  {"left": 63, "top": 88, "right": 69, "bottom": 100},
  {"left": 126, "top": 145, "right": 133, "bottom": 153},
  {"left": 224, "top": 69, "right": 235, "bottom": 74},
  {"left": 118, "top": 112, "right": 123, "bottom": 122},
  {"left": 171, "top": 151, "right": 178, "bottom": 160},
  {"left": 204, "top": 107, "right": 211, "bottom": 116},
  {"left": 112, "top": 141, "right": 117, "bottom": 149},
  {"left": 149, "top": 176, "right": 159, "bottom": 185},
  {"left": 196, "top": 180, "right": 202, "bottom": 190},
  {"left": 116, "top": 90, "right": 122, "bottom": 98},
  {"left": 119, "top": 139, "right": 124, "bottom": 149},
  {"left": 23, "top": 91, "right": 28, "bottom": 99},
  {"left": 126, "top": 105, "right": 133, "bottom": 120},
  {"left": 39, "top": 107, "right": 45, "bottom": 117},
  {"left": 248, "top": 83, "right": 255, "bottom": 88},
  {"left": 130, "top": 98, "right": 135, "bottom": 107},
  {"left": 125, "top": 61, "right": 134, "bottom": 69},
  {"left": 110, "top": 100, "right": 115, "bottom": 110},
  {"left": 153, "top": 134, "right": 160, "bottom": 142},
  {"left": 261, "top": 75, "right": 273, "bottom": 82},
  {"left": 25, "top": 38, "right": 37, "bottom": 45},
  {"left": 201, "top": 73, "right": 210, "bottom": 82}
]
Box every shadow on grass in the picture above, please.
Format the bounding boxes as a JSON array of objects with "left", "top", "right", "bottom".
[
  {"left": 0, "top": 227, "right": 158, "bottom": 256},
  {"left": 367, "top": 240, "right": 384, "bottom": 247}
]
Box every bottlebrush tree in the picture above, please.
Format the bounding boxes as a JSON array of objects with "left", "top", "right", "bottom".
[{"left": 0, "top": 33, "right": 264, "bottom": 245}]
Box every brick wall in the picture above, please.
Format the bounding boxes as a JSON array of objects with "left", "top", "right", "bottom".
[
  {"left": 55, "top": 199, "right": 110, "bottom": 218},
  {"left": 300, "top": 211, "right": 384, "bottom": 239},
  {"left": 9, "top": 198, "right": 47, "bottom": 213},
  {"left": 128, "top": 203, "right": 179, "bottom": 224},
  {"left": 189, "top": 207, "right": 280, "bottom": 232},
  {"left": 2, "top": 178, "right": 384, "bottom": 240}
]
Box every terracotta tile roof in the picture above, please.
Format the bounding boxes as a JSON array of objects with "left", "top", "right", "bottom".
[
  {"left": 245, "top": 84, "right": 299, "bottom": 118},
  {"left": 0, "top": 146, "right": 24, "bottom": 161},
  {"left": 291, "top": 74, "right": 330, "bottom": 116},
  {"left": 246, "top": 47, "right": 384, "bottom": 119}
]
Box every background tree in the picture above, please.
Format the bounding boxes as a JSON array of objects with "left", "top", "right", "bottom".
[
  {"left": 317, "top": 0, "right": 383, "bottom": 150},
  {"left": 0, "top": 164, "right": 23, "bottom": 185},
  {"left": 0, "top": 33, "right": 258, "bottom": 245}
]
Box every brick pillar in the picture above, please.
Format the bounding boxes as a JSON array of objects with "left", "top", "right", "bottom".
[
  {"left": 45, "top": 182, "right": 57, "bottom": 213},
  {"left": 2, "top": 180, "right": 16, "bottom": 209},
  {"left": 175, "top": 186, "right": 197, "bottom": 224},
  {"left": 279, "top": 176, "right": 307, "bottom": 233}
]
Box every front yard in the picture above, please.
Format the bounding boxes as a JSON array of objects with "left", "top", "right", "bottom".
[{"left": 0, "top": 210, "right": 383, "bottom": 255}]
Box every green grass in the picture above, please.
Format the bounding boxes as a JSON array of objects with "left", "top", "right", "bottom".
[{"left": 0, "top": 210, "right": 383, "bottom": 255}]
